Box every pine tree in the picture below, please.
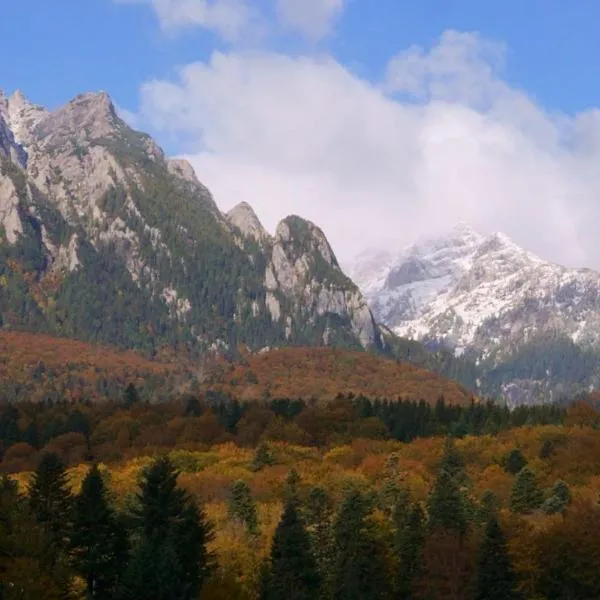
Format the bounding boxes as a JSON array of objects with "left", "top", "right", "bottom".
[
  {"left": 395, "top": 502, "right": 425, "bottom": 599},
  {"left": 427, "top": 468, "right": 468, "bottom": 536},
  {"left": 123, "top": 383, "right": 140, "bottom": 408},
  {"left": 28, "top": 452, "right": 73, "bottom": 553},
  {"left": 503, "top": 449, "right": 527, "bottom": 475},
  {"left": 260, "top": 500, "right": 321, "bottom": 600},
  {"left": 475, "top": 516, "right": 520, "bottom": 600},
  {"left": 510, "top": 467, "right": 543, "bottom": 514},
  {"left": 305, "top": 486, "right": 333, "bottom": 582},
  {"left": 542, "top": 480, "right": 572, "bottom": 515},
  {"left": 70, "top": 464, "right": 127, "bottom": 599},
  {"left": 330, "top": 490, "right": 391, "bottom": 600},
  {"left": 439, "top": 436, "right": 466, "bottom": 481},
  {"left": 120, "top": 456, "right": 214, "bottom": 600},
  {"left": 285, "top": 468, "right": 301, "bottom": 502},
  {"left": 251, "top": 443, "right": 275, "bottom": 472},
  {"left": 228, "top": 480, "right": 259, "bottom": 534}
]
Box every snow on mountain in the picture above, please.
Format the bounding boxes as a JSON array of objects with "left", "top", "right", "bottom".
[{"left": 350, "top": 223, "right": 600, "bottom": 359}]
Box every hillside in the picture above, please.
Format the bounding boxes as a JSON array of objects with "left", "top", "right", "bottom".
[
  {"left": 0, "top": 331, "right": 181, "bottom": 403},
  {"left": 207, "top": 346, "right": 476, "bottom": 405}
]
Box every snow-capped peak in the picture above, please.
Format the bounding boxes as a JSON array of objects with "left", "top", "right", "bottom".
[{"left": 351, "top": 222, "right": 600, "bottom": 358}]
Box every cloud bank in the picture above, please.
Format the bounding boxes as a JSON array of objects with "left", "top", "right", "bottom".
[{"left": 133, "top": 27, "right": 600, "bottom": 269}]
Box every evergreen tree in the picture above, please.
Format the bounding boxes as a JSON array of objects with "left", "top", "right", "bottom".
[
  {"left": 70, "top": 464, "right": 127, "bottom": 599},
  {"left": 28, "top": 453, "right": 73, "bottom": 554},
  {"left": 284, "top": 468, "right": 301, "bottom": 502},
  {"left": 251, "top": 443, "right": 275, "bottom": 472},
  {"left": 510, "top": 467, "right": 543, "bottom": 514},
  {"left": 228, "top": 480, "right": 259, "bottom": 534},
  {"left": 395, "top": 502, "right": 425, "bottom": 599},
  {"left": 123, "top": 383, "right": 140, "bottom": 408},
  {"left": 305, "top": 486, "right": 333, "bottom": 582},
  {"left": 475, "top": 516, "right": 520, "bottom": 600},
  {"left": 260, "top": 500, "right": 321, "bottom": 600},
  {"left": 427, "top": 468, "right": 468, "bottom": 536},
  {"left": 477, "top": 490, "right": 500, "bottom": 525},
  {"left": 1, "top": 476, "right": 71, "bottom": 599},
  {"left": 330, "top": 490, "right": 391, "bottom": 600},
  {"left": 542, "top": 480, "right": 572, "bottom": 515},
  {"left": 503, "top": 449, "right": 528, "bottom": 475},
  {"left": 439, "top": 436, "right": 466, "bottom": 481},
  {"left": 120, "top": 456, "right": 214, "bottom": 600}
]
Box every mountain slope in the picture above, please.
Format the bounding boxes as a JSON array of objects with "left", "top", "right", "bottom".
[
  {"left": 207, "top": 346, "right": 476, "bottom": 405},
  {"left": 0, "top": 88, "right": 382, "bottom": 355},
  {"left": 351, "top": 224, "right": 600, "bottom": 402}
]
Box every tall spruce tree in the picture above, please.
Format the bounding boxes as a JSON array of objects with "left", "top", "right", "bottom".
[
  {"left": 120, "top": 456, "right": 214, "bottom": 600},
  {"left": 228, "top": 480, "right": 259, "bottom": 534},
  {"left": 70, "top": 464, "right": 127, "bottom": 599},
  {"left": 427, "top": 468, "right": 468, "bottom": 536},
  {"left": 330, "top": 490, "right": 391, "bottom": 600},
  {"left": 395, "top": 502, "right": 425, "bottom": 599},
  {"left": 305, "top": 486, "right": 333, "bottom": 583},
  {"left": 475, "top": 516, "right": 520, "bottom": 600},
  {"left": 260, "top": 500, "right": 321, "bottom": 600},
  {"left": 28, "top": 453, "right": 73, "bottom": 554},
  {"left": 510, "top": 467, "right": 543, "bottom": 514}
]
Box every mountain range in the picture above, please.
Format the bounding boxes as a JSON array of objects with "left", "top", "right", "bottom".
[
  {"left": 0, "top": 88, "right": 382, "bottom": 358},
  {"left": 2, "top": 86, "right": 599, "bottom": 406},
  {"left": 350, "top": 224, "right": 600, "bottom": 403}
]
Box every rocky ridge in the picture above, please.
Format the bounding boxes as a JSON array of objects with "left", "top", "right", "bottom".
[{"left": 0, "top": 88, "right": 381, "bottom": 353}]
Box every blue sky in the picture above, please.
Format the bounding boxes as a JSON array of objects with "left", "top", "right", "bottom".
[
  {"left": 2, "top": 0, "right": 599, "bottom": 116},
  {"left": 3, "top": 1, "right": 600, "bottom": 268}
]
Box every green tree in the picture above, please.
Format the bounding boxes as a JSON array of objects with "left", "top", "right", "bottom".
[
  {"left": 475, "top": 516, "right": 520, "bottom": 600},
  {"left": 251, "top": 443, "right": 275, "bottom": 472},
  {"left": 260, "top": 500, "right": 321, "bottom": 600},
  {"left": 284, "top": 468, "right": 301, "bottom": 503},
  {"left": 28, "top": 453, "right": 73, "bottom": 554},
  {"left": 0, "top": 476, "right": 70, "bottom": 599},
  {"left": 477, "top": 490, "right": 500, "bottom": 525},
  {"left": 304, "top": 486, "right": 333, "bottom": 582},
  {"left": 330, "top": 490, "right": 391, "bottom": 600},
  {"left": 228, "top": 480, "right": 259, "bottom": 534},
  {"left": 70, "top": 464, "right": 128, "bottom": 599},
  {"left": 503, "top": 449, "right": 528, "bottom": 475},
  {"left": 123, "top": 383, "right": 140, "bottom": 408},
  {"left": 510, "top": 467, "right": 543, "bottom": 514},
  {"left": 542, "top": 480, "right": 572, "bottom": 515},
  {"left": 120, "top": 456, "right": 214, "bottom": 600},
  {"left": 395, "top": 502, "right": 425, "bottom": 599},
  {"left": 427, "top": 468, "right": 468, "bottom": 536}
]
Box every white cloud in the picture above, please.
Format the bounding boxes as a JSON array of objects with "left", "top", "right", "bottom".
[
  {"left": 115, "top": 0, "right": 257, "bottom": 41},
  {"left": 275, "top": 0, "right": 346, "bottom": 40},
  {"left": 135, "top": 30, "right": 600, "bottom": 270}
]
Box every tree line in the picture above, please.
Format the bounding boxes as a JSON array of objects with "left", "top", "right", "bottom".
[{"left": 0, "top": 391, "right": 567, "bottom": 472}]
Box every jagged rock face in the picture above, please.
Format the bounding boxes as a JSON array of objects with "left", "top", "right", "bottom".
[
  {"left": 0, "top": 88, "right": 382, "bottom": 353},
  {"left": 262, "top": 216, "right": 378, "bottom": 348}
]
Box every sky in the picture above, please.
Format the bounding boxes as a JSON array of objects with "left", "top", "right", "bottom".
[{"left": 2, "top": 1, "right": 600, "bottom": 268}]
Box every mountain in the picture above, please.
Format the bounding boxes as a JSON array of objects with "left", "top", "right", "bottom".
[
  {"left": 350, "top": 224, "right": 600, "bottom": 403},
  {"left": 0, "top": 88, "right": 382, "bottom": 355}
]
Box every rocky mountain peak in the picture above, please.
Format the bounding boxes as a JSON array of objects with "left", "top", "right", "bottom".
[
  {"left": 35, "top": 90, "right": 120, "bottom": 147},
  {"left": 226, "top": 201, "right": 269, "bottom": 242},
  {"left": 276, "top": 215, "right": 338, "bottom": 268}
]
